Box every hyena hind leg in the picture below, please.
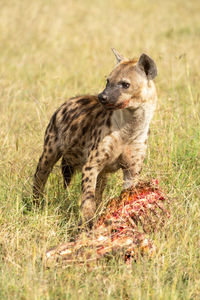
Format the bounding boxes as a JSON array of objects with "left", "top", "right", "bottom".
[
  {"left": 33, "top": 150, "right": 61, "bottom": 200},
  {"left": 61, "top": 157, "right": 74, "bottom": 188}
]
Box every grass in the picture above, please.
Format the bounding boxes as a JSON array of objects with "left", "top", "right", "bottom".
[{"left": 0, "top": 0, "right": 200, "bottom": 299}]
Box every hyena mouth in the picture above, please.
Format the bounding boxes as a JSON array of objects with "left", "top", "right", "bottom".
[{"left": 106, "top": 99, "right": 130, "bottom": 110}]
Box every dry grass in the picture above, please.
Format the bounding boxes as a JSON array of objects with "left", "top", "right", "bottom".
[{"left": 0, "top": 0, "right": 200, "bottom": 299}]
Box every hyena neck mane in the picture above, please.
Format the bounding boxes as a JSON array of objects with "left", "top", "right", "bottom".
[{"left": 112, "top": 104, "right": 155, "bottom": 142}]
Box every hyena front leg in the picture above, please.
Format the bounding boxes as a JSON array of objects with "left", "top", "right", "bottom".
[
  {"left": 95, "top": 171, "right": 108, "bottom": 206},
  {"left": 121, "top": 143, "right": 147, "bottom": 189},
  {"left": 80, "top": 162, "right": 101, "bottom": 225},
  {"left": 33, "top": 148, "right": 61, "bottom": 199},
  {"left": 81, "top": 135, "right": 121, "bottom": 224},
  {"left": 80, "top": 170, "right": 108, "bottom": 227}
]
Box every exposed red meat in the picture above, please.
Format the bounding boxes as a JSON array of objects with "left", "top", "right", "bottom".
[{"left": 46, "top": 180, "right": 169, "bottom": 265}]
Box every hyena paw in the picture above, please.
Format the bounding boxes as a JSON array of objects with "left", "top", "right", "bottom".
[
  {"left": 123, "top": 178, "right": 139, "bottom": 189},
  {"left": 81, "top": 198, "right": 96, "bottom": 225}
]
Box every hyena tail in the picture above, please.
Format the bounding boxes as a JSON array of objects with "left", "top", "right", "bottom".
[
  {"left": 61, "top": 157, "right": 74, "bottom": 188},
  {"left": 33, "top": 149, "right": 61, "bottom": 200}
]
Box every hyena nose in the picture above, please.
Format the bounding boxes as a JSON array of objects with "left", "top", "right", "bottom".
[{"left": 98, "top": 93, "right": 108, "bottom": 104}]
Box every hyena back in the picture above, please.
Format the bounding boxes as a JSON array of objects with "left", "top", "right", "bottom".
[{"left": 33, "top": 49, "right": 157, "bottom": 225}]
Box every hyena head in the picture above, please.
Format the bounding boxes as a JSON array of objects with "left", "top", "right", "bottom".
[{"left": 98, "top": 48, "right": 157, "bottom": 110}]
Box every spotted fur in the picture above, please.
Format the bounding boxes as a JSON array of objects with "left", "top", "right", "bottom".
[{"left": 33, "top": 49, "right": 157, "bottom": 225}]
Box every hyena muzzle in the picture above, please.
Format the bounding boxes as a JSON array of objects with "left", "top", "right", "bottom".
[{"left": 33, "top": 48, "right": 157, "bottom": 225}]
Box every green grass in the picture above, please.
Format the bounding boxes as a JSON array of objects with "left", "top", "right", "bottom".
[{"left": 0, "top": 0, "right": 200, "bottom": 299}]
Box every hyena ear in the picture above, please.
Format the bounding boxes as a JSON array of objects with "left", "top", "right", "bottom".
[
  {"left": 111, "top": 48, "right": 127, "bottom": 64},
  {"left": 137, "top": 53, "right": 157, "bottom": 80}
]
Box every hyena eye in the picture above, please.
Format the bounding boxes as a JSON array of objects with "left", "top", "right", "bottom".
[{"left": 120, "top": 81, "right": 130, "bottom": 89}]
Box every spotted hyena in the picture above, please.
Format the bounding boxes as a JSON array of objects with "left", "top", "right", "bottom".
[{"left": 33, "top": 49, "right": 157, "bottom": 225}]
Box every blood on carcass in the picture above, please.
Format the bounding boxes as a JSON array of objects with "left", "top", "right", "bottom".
[{"left": 46, "top": 180, "right": 169, "bottom": 265}]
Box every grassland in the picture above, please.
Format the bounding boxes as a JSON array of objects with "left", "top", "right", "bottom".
[{"left": 0, "top": 0, "right": 200, "bottom": 299}]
